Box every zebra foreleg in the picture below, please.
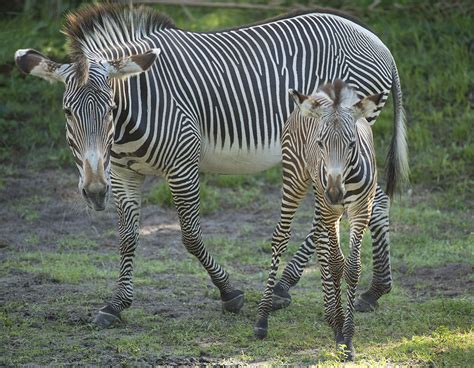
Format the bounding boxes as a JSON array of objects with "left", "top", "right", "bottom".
[
  {"left": 355, "top": 186, "right": 392, "bottom": 312},
  {"left": 93, "top": 168, "right": 145, "bottom": 328},
  {"left": 255, "top": 167, "right": 309, "bottom": 338},
  {"left": 273, "top": 213, "right": 317, "bottom": 310},
  {"left": 328, "top": 221, "right": 345, "bottom": 341},
  {"left": 275, "top": 185, "right": 391, "bottom": 313},
  {"left": 167, "top": 165, "right": 243, "bottom": 313},
  {"left": 254, "top": 223, "right": 292, "bottom": 339},
  {"left": 314, "top": 223, "right": 340, "bottom": 339},
  {"left": 340, "top": 214, "right": 370, "bottom": 361}
]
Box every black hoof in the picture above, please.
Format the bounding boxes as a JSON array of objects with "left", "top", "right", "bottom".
[
  {"left": 93, "top": 305, "right": 121, "bottom": 329},
  {"left": 354, "top": 293, "right": 379, "bottom": 313},
  {"left": 221, "top": 289, "right": 245, "bottom": 314},
  {"left": 336, "top": 339, "right": 355, "bottom": 362},
  {"left": 254, "top": 318, "right": 268, "bottom": 339},
  {"left": 271, "top": 283, "right": 292, "bottom": 311}
]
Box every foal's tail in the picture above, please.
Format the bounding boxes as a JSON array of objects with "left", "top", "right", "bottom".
[{"left": 385, "top": 63, "right": 409, "bottom": 198}]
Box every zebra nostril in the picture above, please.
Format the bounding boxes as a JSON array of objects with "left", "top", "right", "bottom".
[{"left": 82, "top": 188, "right": 89, "bottom": 199}]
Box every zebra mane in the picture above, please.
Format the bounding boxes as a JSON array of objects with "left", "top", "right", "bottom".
[
  {"left": 62, "top": 2, "right": 175, "bottom": 84},
  {"left": 315, "top": 80, "right": 358, "bottom": 109}
]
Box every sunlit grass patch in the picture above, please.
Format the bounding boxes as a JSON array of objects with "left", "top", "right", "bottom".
[{"left": 0, "top": 251, "right": 117, "bottom": 284}]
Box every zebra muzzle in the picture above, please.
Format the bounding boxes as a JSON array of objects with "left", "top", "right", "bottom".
[
  {"left": 81, "top": 155, "right": 109, "bottom": 211},
  {"left": 325, "top": 174, "right": 345, "bottom": 205}
]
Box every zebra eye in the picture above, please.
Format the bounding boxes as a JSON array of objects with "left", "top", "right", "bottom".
[
  {"left": 349, "top": 141, "right": 356, "bottom": 149},
  {"left": 64, "top": 108, "right": 72, "bottom": 118},
  {"left": 317, "top": 140, "right": 323, "bottom": 149}
]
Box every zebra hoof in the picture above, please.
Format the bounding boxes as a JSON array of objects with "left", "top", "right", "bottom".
[
  {"left": 354, "top": 293, "right": 379, "bottom": 313},
  {"left": 272, "top": 283, "right": 292, "bottom": 311},
  {"left": 93, "top": 305, "right": 121, "bottom": 329},
  {"left": 254, "top": 318, "right": 268, "bottom": 339},
  {"left": 221, "top": 289, "right": 245, "bottom": 314},
  {"left": 336, "top": 339, "right": 355, "bottom": 362}
]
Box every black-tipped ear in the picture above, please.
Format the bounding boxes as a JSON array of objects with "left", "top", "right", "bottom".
[
  {"left": 289, "top": 89, "right": 309, "bottom": 106},
  {"left": 130, "top": 49, "right": 160, "bottom": 71},
  {"left": 105, "top": 48, "right": 161, "bottom": 79},
  {"left": 353, "top": 93, "right": 384, "bottom": 120},
  {"left": 15, "top": 49, "right": 67, "bottom": 83}
]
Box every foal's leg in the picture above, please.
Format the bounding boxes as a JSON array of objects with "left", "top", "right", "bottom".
[
  {"left": 340, "top": 211, "right": 371, "bottom": 361},
  {"left": 275, "top": 184, "right": 392, "bottom": 313},
  {"left": 272, "top": 207, "right": 317, "bottom": 309},
  {"left": 313, "top": 220, "right": 339, "bottom": 335},
  {"left": 355, "top": 186, "right": 392, "bottom": 312},
  {"left": 254, "top": 167, "right": 309, "bottom": 338},
  {"left": 94, "top": 167, "right": 145, "bottom": 328},
  {"left": 328, "top": 221, "right": 345, "bottom": 343}
]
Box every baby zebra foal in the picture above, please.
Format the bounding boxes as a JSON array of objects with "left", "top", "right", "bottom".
[{"left": 255, "top": 80, "right": 382, "bottom": 361}]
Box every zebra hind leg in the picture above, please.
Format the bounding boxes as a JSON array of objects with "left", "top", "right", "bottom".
[
  {"left": 167, "top": 166, "right": 244, "bottom": 314},
  {"left": 355, "top": 186, "right": 392, "bottom": 312}
]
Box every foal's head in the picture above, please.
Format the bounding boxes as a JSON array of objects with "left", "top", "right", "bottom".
[{"left": 290, "top": 80, "right": 381, "bottom": 205}]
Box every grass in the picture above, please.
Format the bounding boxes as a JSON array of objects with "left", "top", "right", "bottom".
[
  {"left": 144, "top": 166, "right": 282, "bottom": 215},
  {"left": 1, "top": 191, "right": 473, "bottom": 366}
]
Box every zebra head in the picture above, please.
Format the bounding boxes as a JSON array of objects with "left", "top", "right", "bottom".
[
  {"left": 289, "top": 80, "right": 382, "bottom": 205},
  {"left": 15, "top": 48, "right": 160, "bottom": 210}
]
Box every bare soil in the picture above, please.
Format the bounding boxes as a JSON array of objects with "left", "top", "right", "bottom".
[{"left": 398, "top": 263, "right": 474, "bottom": 299}]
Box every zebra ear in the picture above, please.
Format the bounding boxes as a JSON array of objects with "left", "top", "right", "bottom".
[
  {"left": 289, "top": 89, "right": 323, "bottom": 119},
  {"left": 15, "top": 49, "right": 68, "bottom": 83},
  {"left": 104, "top": 48, "right": 161, "bottom": 79},
  {"left": 352, "top": 93, "right": 383, "bottom": 122},
  {"left": 289, "top": 89, "right": 309, "bottom": 107}
]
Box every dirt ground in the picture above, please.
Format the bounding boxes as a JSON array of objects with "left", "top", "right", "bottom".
[
  {"left": 1, "top": 167, "right": 472, "bottom": 365},
  {"left": 1, "top": 167, "right": 470, "bottom": 299}
]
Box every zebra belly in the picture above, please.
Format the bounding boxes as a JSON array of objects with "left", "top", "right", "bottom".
[{"left": 199, "top": 143, "right": 282, "bottom": 174}]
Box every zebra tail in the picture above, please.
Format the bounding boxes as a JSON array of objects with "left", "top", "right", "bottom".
[{"left": 385, "top": 63, "right": 409, "bottom": 198}]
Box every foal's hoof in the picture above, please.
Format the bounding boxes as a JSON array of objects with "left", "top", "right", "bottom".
[
  {"left": 254, "top": 318, "right": 268, "bottom": 339},
  {"left": 271, "top": 283, "right": 292, "bottom": 311},
  {"left": 93, "top": 305, "right": 121, "bottom": 329},
  {"left": 336, "top": 339, "right": 355, "bottom": 362},
  {"left": 221, "top": 289, "right": 245, "bottom": 314},
  {"left": 354, "top": 293, "right": 379, "bottom": 313}
]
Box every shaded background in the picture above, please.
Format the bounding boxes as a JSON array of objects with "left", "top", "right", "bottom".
[{"left": 1, "top": 0, "right": 472, "bottom": 200}]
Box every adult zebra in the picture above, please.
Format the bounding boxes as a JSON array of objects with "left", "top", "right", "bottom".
[{"left": 15, "top": 3, "right": 407, "bottom": 328}]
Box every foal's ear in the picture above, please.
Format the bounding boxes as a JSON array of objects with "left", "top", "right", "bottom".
[
  {"left": 289, "top": 89, "right": 309, "bottom": 107},
  {"left": 289, "top": 89, "right": 322, "bottom": 119},
  {"left": 352, "top": 93, "right": 384, "bottom": 122},
  {"left": 15, "top": 49, "right": 68, "bottom": 83},
  {"left": 103, "top": 48, "right": 161, "bottom": 79}
]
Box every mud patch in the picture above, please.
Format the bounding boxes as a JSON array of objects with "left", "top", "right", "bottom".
[{"left": 398, "top": 263, "right": 473, "bottom": 298}]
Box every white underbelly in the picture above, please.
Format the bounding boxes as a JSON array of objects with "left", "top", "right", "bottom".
[{"left": 200, "top": 142, "right": 282, "bottom": 174}]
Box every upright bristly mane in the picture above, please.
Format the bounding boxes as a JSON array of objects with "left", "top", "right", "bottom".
[
  {"left": 314, "top": 80, "right": 358, "bottom": 109},
  {"left": 62, "top": 3, "right": 175, "bottom": 84}
]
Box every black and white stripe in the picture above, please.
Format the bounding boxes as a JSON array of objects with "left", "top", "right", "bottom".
[
  {"left": 255, "top": 81, "right": 387, "bottom": 361},
  {"left": 16, "top": 4, "right": 407, "bottom": 327}
]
